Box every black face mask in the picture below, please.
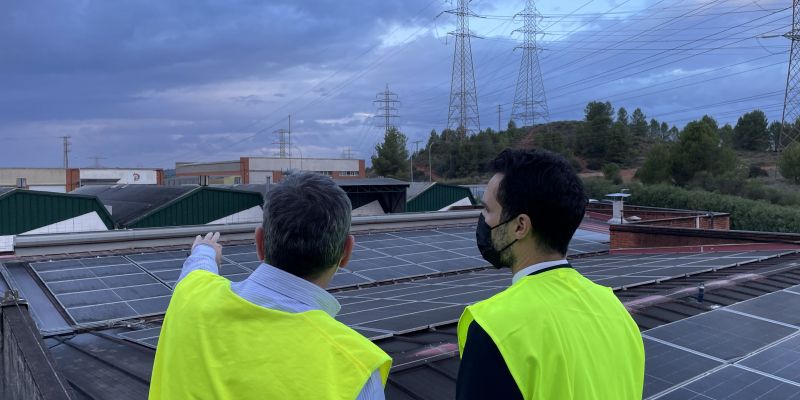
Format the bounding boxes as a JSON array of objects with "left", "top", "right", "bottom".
[{"left": 476, "top": 213, "right": 518, "bottom": 269}]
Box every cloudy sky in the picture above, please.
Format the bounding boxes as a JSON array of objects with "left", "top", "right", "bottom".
[{"left": 0, "top": 0, "right": 791, "bottom": 168}]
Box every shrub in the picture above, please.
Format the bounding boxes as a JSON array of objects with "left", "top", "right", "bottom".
[{"left": 602, "top": 163, "right": 623, "bottom": 184}]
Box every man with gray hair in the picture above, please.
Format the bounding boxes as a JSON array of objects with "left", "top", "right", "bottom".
[{"left": 150, "top": 172, "right": 392, "bottom": 400}]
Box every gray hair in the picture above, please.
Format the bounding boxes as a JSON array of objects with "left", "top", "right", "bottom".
[{"left": 262, "top": 172, "right": 352, "bottom": 278}]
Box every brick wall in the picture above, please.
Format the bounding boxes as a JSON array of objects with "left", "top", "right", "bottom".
[
  {"left": 634, "top": 215, "right": 730, "bottom": 230},
  {"left": 611, "top": 224, "right": 800, "bottom": 251}
]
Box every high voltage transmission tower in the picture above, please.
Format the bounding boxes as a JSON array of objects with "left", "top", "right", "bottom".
[
  {"left": 342, "top": 147, "right": 354, "bottom": 159},
  {"left": 273, "top": 129, "right": 291, "bottom": 158},
  {"left": 374, "top": 84, "right": 400, "bottom": 135},
  {"left": 60, "top": 136, "right": 71, "bottom": 168},
  {"left": 780, "top": 0, "right": 800, "bottom": 151},
  {"left": 272, "top": 115, "right": 292, "bottom": 158},
  {"left": 446, "top": 0, "right": 480, "bottom": 138},
  {"left": 511, "top": 0, "right": 549, "bottom": 128}
]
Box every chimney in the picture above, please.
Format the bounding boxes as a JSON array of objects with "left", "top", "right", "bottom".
[
  {"left": 199, "top": 176, "right": 209, "bottom": 186},
  {"left": 16, "top": 178, "right": 28, "bottom": 189}
]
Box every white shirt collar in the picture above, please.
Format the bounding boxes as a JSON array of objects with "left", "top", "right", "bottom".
[{"left": 512, "top": 259, "right": 570, "bottom": 284}]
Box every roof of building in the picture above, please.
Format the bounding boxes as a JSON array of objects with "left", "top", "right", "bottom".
[
  {"left": 4, "top": 207, "right": 800, "bottom": 399},
  {"left": 334, "top": 178, "right": 409, "bottom": 187},
  {"left": 72, "top": 185, "right": 197, "bottom": 226},
  {"left": 0, "top": 188, "right": 115, "bottom": 235},
  {"left": 406, "top": 182, "right": 476, "bottom": 213},
  {"left": 71, "top": 185, "right": 262, "bottom": 228}
]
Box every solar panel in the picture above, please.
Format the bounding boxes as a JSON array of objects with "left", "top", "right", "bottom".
[
  {"left": 644, "top": 310, "right": 798, "bottom": 361},
  {"left": 356, "top": 265, "right": 437, "bottom": 281},
  {"left": 737, "top": 333, "right": 800, "bottom": 385},
  {"left": 30, "top": 257, "right": 173, "bottom": 324},
  {"left": 654, "top": 366, "right": 800, "bottom": 400},
  {"left": 728, "top": 291, "right": 800, "bottom": 327},
  {"left": 643, "top": 338, "right": 723, "bottom": 399},
  {"left": 118, "top": 326, "right": 161, "bottom": 349},
  {"left": 357, "top": 305, "right": 465, "bottom": 334}
]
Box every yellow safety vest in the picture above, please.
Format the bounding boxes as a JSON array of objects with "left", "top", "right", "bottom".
[
  {"left": 457, "top": 267, "right": 644, "bottom": 400},
  {"left": 149, "top": 270, "right": 392, "bottom": 400}
]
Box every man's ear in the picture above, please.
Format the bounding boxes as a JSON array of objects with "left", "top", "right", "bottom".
[
  {"left": 338, "top": 235, "right": 355, "bottom": 268},
  {"left": 514, "top": 214, "right": 532, "bottom": 240},
  {"left": 255, "top": 226, "right": 266, "bottom": 262}
]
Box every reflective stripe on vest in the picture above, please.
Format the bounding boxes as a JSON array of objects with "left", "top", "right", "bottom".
[
  {"left": 457, "top": 268, "right": 644, "bottom": 400},
  {"left": 149, "top": 270, "right": 392, "bottom": 400}
]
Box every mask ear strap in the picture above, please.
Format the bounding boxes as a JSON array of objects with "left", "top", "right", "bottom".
[
  {"left": 492, "top": 215, "right": 518, "bottom": 230},
  {"left": 496, "top": 238, "right": 517, "bottom": 254}
]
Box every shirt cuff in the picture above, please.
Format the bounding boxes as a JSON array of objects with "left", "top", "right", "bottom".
[{"left": 193, "top": 244, "right": 218, "bottom": 263}]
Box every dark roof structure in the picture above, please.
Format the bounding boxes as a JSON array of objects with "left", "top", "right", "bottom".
[
  {"left": 0, "top": 188, "right": 114, "bottom": 235},
  {"left": 4, "top": 206, "right": 800, "bottom": 400},
  {"left": 225, "top": 178, "right": 411, "bottom": 214},
  {"left": 71, "top": 185, "right": 263, "bottom": 229}
]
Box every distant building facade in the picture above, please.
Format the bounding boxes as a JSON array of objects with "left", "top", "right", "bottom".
[
  {"left": 0, "top": 168, "right": 165, "bottom": 193},
  {"left": 174, "top": 157, "right": 366, "bottom": 184}
]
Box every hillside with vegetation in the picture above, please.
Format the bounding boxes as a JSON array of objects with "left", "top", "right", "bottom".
[{"left": 368, "top": 101, "right": 800, "bottom": 232}]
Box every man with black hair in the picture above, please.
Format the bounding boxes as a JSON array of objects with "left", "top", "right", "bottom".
[
  {"left": 456, "top": 149, "right": 644, "bottom": 399},
  {"left": 150, "top": 172, "right": 391, "bottom": 400}
]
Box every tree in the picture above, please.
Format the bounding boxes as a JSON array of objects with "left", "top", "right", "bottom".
[
  {"left": 768, "top": 121, "right": 784, "bottom": 151},
  {"left": 660, "top": 122, "right": 670, "bottom": 140},
  {"left": 536, "top": 130, "right": 566, "bottom": 154},
  {"left": 670, "top": 120, "right": 737, "bottom": 186},
  {"left": 719, "top": 123, "right": 734, "bottom": 147},
  {"left": 733, "top": 110, "right": 769, "bottom": 150},
  {"left": 637, "top": 144, "right": 673, "bottom": 184},
  {"left": 577, "top": 101, "right": 614, "bottom": 160},
  {"left": 667, "top": 125, "right": 679, "bottom": 141},
  {"left": 649, "top": 118, "right": 661, "bottom": 139},
  {"left": 700, "top": 115, "right": 718, "bottom": 131},
  {"left": 371, "top": 127, "right": 409, "bottom": 180},
  {"left": 631, "top": 108, "right": 648, "bottom": 138},
  {"left": 616, "top": 107, "right": 629, "bottom": 126},
  {"left": 606, "top": 118, "right": 633, "bottom": 164},
  {"left": 780, "top": 142, "right": 800, "bottom": 184}
]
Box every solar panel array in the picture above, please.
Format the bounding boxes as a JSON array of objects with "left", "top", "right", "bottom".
[
  {"left": 30, "top": 256, "right": 173, "bottom": 324},
  {"left": 26, "top": 227, "right": 499, "bottom": 325},
  {"left": 642, "top": 285, "right": 800, "bottom": 399},
  {"left": 572, "top": 250, "right": 792, "bottom": 289}
]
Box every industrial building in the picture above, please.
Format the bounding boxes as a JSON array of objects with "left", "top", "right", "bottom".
[
  {"left": 175, "top": 157, "right": 366, "bottom": 184},
  {"left": 0, "top": 168, "right": 165, "bottom": 193},
  {"left": 406, "top": 182, "right": 477, "bottom": 212},
  {"left": 3, "top": 201, "right": 800, "bottom": 399}
]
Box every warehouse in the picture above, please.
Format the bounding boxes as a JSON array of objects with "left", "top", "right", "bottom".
[
  {"left": 175, "top": 156, "right": 366, "bottom": 184},
  {"left": 0, "top": 168, "right": 164, "bottom": 193}
]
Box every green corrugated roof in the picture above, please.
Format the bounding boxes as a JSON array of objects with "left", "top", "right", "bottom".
[
  {"left": 406, "top": 182, "right": 476, "bottom": 213},
  {"left": 0, "top": 189, "right": 115, "bottom": 235}
]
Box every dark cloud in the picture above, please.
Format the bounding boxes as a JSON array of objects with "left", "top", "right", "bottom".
[{"left": 0, "top": 0, "right": 792, "bottom": 167}]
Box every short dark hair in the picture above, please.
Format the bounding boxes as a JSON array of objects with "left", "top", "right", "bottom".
[
  {"left": 262, "top": 172, "right": 352, "bottom": 278},
  {"left": 489, "top": 148, "right": 586, "bottom": 255}
]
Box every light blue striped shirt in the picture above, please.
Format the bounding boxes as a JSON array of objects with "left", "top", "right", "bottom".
[{"left": 179, "top": 245, "right": 386, "bottom": 400}]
